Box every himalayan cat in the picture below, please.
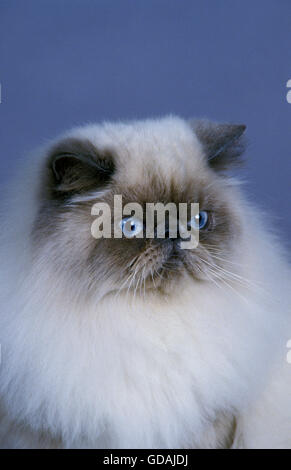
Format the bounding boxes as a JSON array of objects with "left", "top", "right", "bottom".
[{"left": 0, "top": 116, "right": 290, "bottom": 449}]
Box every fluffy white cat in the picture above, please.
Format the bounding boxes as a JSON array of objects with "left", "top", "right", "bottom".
[{"left": 0, "top": 116, "right": 290, "bottom": 448}]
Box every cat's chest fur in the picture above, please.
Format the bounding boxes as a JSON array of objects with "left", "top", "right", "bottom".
[{"left": 0, "top": 282, "right": 269, "bottom": 448}]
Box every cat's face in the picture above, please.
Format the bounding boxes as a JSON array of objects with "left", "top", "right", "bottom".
[{"left": 33, "top": 117, "right": 246, "bottom": 298}]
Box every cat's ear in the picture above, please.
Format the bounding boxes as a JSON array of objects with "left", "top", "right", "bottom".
[
  {"left": 46, "top": 137, "right": 115, "bottom": 198},
  {"left": 191, "top": 120, "right": 246, "bottom": 171}
]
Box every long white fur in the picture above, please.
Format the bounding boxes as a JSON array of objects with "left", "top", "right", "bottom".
[{"left": 0, "top": 116, "right": 290, "bottom": 448}]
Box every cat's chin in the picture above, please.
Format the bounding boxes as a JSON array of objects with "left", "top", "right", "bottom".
[{"left": 111, "top": 262, "right": 207, "bottom": 299}]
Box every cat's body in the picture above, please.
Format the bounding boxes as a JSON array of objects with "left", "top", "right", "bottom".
[{"left": 0, "top": 116, "right": 290, "bottom": 448}]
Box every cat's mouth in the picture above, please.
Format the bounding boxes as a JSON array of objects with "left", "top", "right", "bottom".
[{"left": 120, "top": 241, "right": 188, "bottom": 293}]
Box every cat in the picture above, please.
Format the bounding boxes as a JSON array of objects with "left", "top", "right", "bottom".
[{"left": 0, "top": 116, "right": 290, "bottom": 448}]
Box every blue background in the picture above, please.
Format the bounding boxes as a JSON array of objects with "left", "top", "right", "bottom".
[{"left": 0, "top": 0, "right": 290, "bottom": 242}]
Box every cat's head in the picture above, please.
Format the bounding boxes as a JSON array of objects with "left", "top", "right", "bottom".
[{"left": 33, "top": 116, "right": 246, "bottom": 299}]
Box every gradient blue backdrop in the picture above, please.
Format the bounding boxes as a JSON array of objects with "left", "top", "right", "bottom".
[{"left": 0, "top": 0, "right": 290, "bottom": 241}]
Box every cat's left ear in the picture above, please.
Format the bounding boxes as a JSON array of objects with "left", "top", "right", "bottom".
[
  {"left": 44, "top": 137, "right": 115, "bottom": 199},
  {"left": 190, "top": 120, "right": 246, "bottom": 171}
]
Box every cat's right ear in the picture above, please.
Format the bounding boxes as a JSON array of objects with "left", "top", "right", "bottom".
[
  {"left": 190, "top": 119, "right": 246, "bottom": 171},
  {"left": 45, "top": 138, "right": 115, "bottom": 198}
]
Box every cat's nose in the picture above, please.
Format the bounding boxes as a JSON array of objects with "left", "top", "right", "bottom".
[
  {"left": 164, "top": 228, "right": 179, "bottom": 239},
  {"left": 154, "top": 221, "right": 182, "bottom": 241}
]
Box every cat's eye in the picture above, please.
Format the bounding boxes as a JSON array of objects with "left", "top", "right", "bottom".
[
  {"left": 120, "top": 217, "right": 143, "bottom": 238},
  {"left": 189, "top": 211, "right": 209, "bottom": 230}
]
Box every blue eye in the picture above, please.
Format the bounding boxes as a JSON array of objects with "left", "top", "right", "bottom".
[
  {"left": 189, "top": 211, "right": 209, "bottom": 230},
  {"left": 120, "top": 217, "right": 143, "bottom": 238}
]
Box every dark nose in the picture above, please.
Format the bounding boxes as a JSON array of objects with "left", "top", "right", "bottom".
[{"left": 154, "top": 220, "right": 181, "bottom": 241}]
